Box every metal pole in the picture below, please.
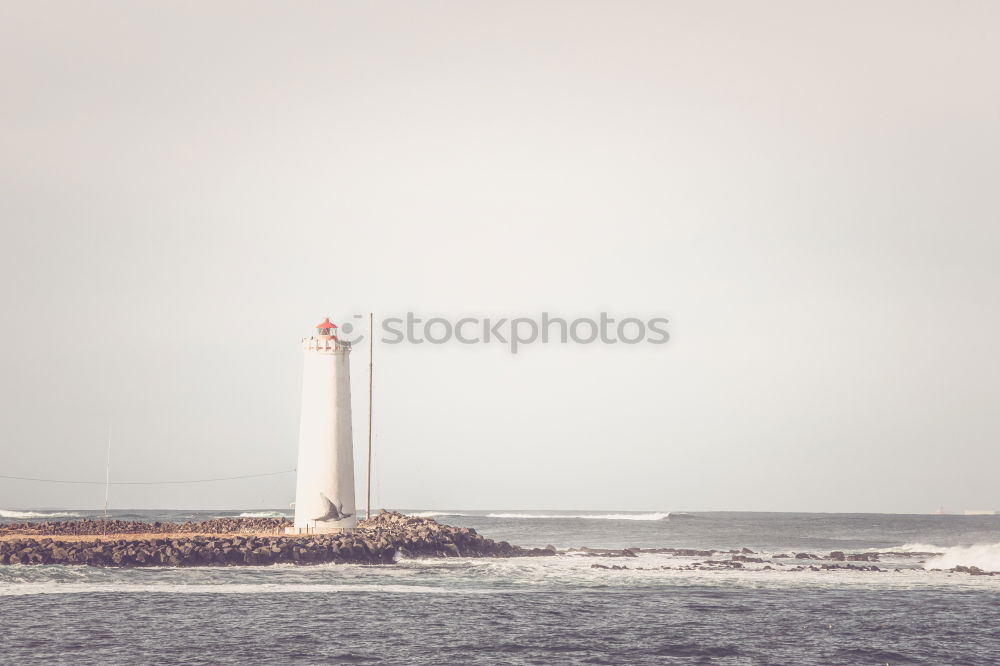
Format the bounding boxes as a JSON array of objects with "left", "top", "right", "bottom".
[
  {"left": 103, "top": 424, "right": 112, "bottom": 537},
  {"left": 366, "top": 312, "right": 374, "bottom": 520}
]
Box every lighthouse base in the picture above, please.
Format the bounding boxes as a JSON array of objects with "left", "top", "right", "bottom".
[{"left": 285, "top": 525, "right": 358, "bottom": 535}]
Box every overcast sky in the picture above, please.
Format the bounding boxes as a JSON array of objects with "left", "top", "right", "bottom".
[{"left": 2, "top": 1, "right": 998, "bottom": 513}]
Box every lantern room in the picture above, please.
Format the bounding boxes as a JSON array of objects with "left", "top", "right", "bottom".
[{"left": 316, "top": 317, "right": 338, "bottom": 340}]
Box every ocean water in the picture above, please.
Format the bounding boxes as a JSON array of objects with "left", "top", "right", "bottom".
[{"left": 2, "top": 509, "right": 1000, "bottom": 665}]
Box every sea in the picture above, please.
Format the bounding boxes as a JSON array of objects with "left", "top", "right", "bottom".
[{"left": 2, "top": 509, "right": 1000, "bottom": 665}]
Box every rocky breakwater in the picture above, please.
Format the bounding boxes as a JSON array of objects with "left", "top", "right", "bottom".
[
  {"left": 0, "top": 516, "right": 290, "bottom": 537},
  {"left": 360, "top": 509, "right": 555, "bottom": 560},
  {"left": 0, "top": 510, "right": 554, "bottom": 568}
]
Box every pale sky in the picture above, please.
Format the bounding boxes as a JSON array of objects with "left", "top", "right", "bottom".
[{"left": 1, "top": 1, "right": 998, "bottom": 513}]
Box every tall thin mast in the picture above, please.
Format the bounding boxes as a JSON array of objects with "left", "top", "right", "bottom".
[
  {"left": 103, "top": 424, "right": 112, "bottom": 536},
  {"left": 366, "top": 312, "right": 374, "bottom": 520}
]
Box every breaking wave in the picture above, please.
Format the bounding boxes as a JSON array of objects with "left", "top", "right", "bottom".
[
  {"left": 0, "top": 510, "right": 82, "bottom": 519},
  {"left": 487, "top": 512, "right": 671, "bottom": 521},
  {"left": 0, "top": 583, "right": 508, "bottom": 597},
  {"left": 401, "top": 511, "right": 676, "bottom": 520},
  {"left": 405, "top": 512, "right": 465, "bottom": 518},
  {"left": 889, "top": 543, "right": 947, "bottom": 554},
  {"left": 924, "top": 543, "right": 1000, "bottom": 572}
]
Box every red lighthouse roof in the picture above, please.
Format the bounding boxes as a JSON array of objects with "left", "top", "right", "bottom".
[{"left": 316, "top": 317, "right": 338, "bottom": 329}]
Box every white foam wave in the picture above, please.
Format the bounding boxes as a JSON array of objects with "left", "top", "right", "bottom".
[
  {"left": 487, "top": 512, "right": 671, "bottom": 521},
  {"left": 0, "top": 510, "right": 82, "bottom": 519},
  {"left": 0, "top": 583, "right": 504, "bottom": 597},
  {"left": 924, "top": 543, "right": 1000, "bottom": 572},
  {"left": 237, "top": 511, "right": 288, "bottom": 518},
  {"left": 889, "top": 543, "right": 947, "bottom": 553},
  {"left": 404, "top": 511, "right": 464, "bottom": 518}
]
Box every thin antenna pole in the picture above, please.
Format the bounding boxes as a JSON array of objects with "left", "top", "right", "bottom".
[
  {"left": 103, "top": 424, "right": 112, "bottom": 536},
  {"left": 366, "top": 312, "right": 374, "bottom": 520}
]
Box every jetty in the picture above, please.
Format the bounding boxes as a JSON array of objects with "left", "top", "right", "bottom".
[{"left": 0, "top": 510, "right": 556, "bottom": 568}]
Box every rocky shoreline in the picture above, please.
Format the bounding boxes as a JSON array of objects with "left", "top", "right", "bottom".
[
  {"left": 0, "top": 510, "right": 555, "bottom": 568},
  {"left": 570, "top": 547, "right": 997, "bottom": 576},
  {"left": 1, "top": 513, "right": 993, "bottom": 576}
]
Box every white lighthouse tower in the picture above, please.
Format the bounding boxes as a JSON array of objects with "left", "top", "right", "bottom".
[{"left": 290, "top": 318, "right": 358, "bottom": 533}]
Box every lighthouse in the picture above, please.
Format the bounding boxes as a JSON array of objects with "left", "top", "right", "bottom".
[{"left": 290, "top": 318, "right": 358, "bottom": 533}]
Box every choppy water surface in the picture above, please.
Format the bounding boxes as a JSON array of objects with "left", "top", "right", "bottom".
[{"left": 2, "top": 509, "right": 999, "bottom": 664}]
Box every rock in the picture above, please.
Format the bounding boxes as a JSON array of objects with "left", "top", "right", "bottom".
[
  {"left": 732, "top": 555, "right": 765, "bottom": 563},
  {"left": 700, "top": 559, "right": 744, "bottom": 569},
  {"left": 527, "top": 548, "right": 554, "bottom": 557},
  {"left": 846, "top": 552, "right": 879, "bottom": 562}
]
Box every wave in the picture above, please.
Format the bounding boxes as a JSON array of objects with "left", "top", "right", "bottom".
[
  {"left": 0, "top": 583, "right": 507, "bottom": 597},
  {"left": 404, "top": 511, "right": 466, "bottom": 518},
  {"left": 0, "top": 510, "right": 82, "bottom": 519},
  {"left": 400, "top": 510, "right": 679, "bottom": 521},
  {"left": 486, "top": 512, "right": 671, "bottom": 521},
  {"left": 924, "top": 543, "right": 1000, "bottom": 572},
  {"left": 237, "top": 512, "right": 288, "bottom": 518},
  {"left": 889, "top": 543, "right": 947, "bottom": 554}
]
